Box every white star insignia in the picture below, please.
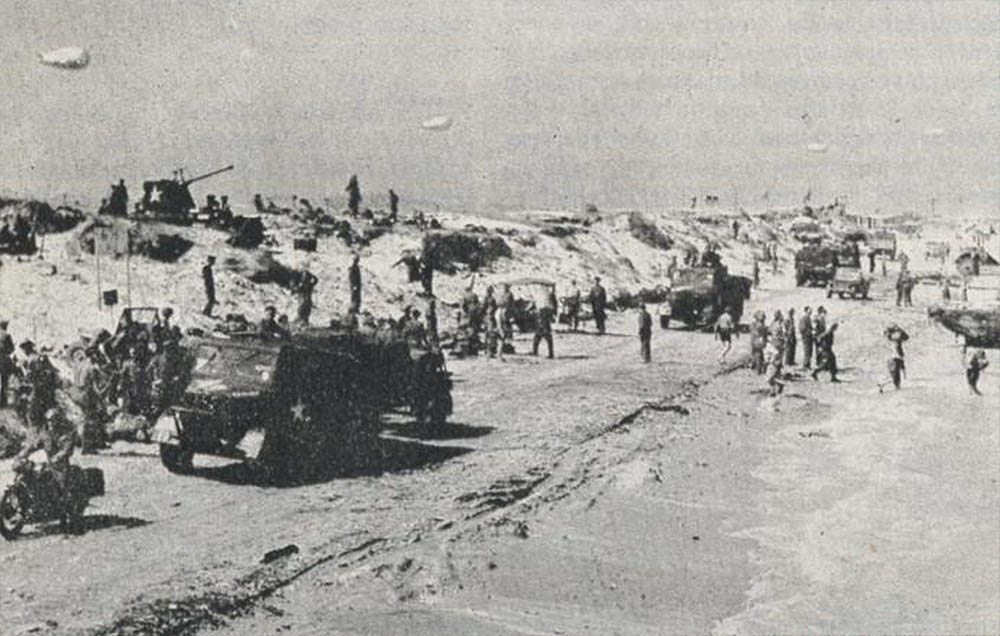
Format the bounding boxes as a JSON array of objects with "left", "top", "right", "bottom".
[
  {"left": 290, "top": 398, "right": 311, "bottom": 423},
  {"left": 149, "top": 186, "right": 161, "bottom": 203}
]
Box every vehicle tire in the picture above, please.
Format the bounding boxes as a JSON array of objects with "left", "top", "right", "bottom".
[
  {"left": 838, "top": 292, "right": 845, "bottom": 299},
  {"left": 0, "top": 484, "right": 28, "bottom": 540},
  {"left": 862, "top": 289, "right": 869, "bottom": 300},
  {"left": 159, "top": 444, "right": 194, "bottom": 474},
  {"left": 428, "top": 391, "right": 453, "bottom": 427}
]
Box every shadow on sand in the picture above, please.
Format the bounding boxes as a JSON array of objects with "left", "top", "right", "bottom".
[
  {"left": 386, "top": 420, "right": 494, "bottom": 441},
  {"left": 191, "top": 436, "right": 472, "bottom": 488},
  {"left": 15, "top": 514, "right": 150, "bottom": 541}
]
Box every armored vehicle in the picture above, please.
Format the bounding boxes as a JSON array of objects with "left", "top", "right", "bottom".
[
  {"left": 151, "top": 327, "right": 452, "bottom": 479},
  {"left": 662, "top": 266, "right": 752, "bottom": 329},
  {"left": 827, "top": 267, "right": 871, "bottom": 299},
  {"left": 137, "top": 165, "right": 234, "bottom": 224},
  {"left": 928, "top": 305, "right": 1000, "bottom": 349}
]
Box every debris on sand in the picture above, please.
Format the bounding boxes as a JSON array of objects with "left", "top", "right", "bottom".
[
  {"left": 260, "top": 544, "right": 300, "bottom": 564},
  {"left": 628, "top": 212, "right": 673, "bottom": 251}
]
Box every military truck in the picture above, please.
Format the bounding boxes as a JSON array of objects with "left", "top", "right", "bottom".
[
  {"left": 137, "top": 165, "right": 234, "bottom": 224},
  {"left": 870, "top": 230, "right": 897, "bottom": 260},
  {"left": 661, "top": 266, "right": 752, "bottom": 329},
  {"left": 794, "top": 243, "right": 857, "bottom": 287},
  {"left": 151, "top": 327, "right": 452, "bottom": 479},
  {"left": 826, "top": 267, "right": 871, "bottom": 299}
]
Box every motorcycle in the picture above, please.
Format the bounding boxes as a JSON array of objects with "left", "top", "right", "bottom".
[{"left": 0, "top": 459, "right": 104, "bottom": 540}]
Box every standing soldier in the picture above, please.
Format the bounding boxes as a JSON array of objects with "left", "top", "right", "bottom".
[
  {"left": 752, "top": 256, "right": 760, "bottom": 289},
  {"left": 589, "top": 277, "right": 608, "bottom": 335},
  {"left": 0, "top": 319, "right": 14, "bottom": 407},
  {"left": 345, "top": 175, "right": 362, "bottom": 217},
  {"left": 348, "top": 254, "right": 362, "bottom": 313},
  {"left": 749, "top": 311, "right": 768, "bottom": 374},
  {"left": 120, "top": 345, "right": 147, "bottom": 415},
  {"left": 388, "top": 189, "right": 399, "bottom": 222},
  {"left": 769, "top": 310, "right": 786, "bottom": 359},
  {"left": 567, "top": 280, "right": 582, "bottom": 331},
  {"left": 425, "top": 298, "right": 439, "bottom": 349},
  {"left": 499, "top": 284, "right": 515, "bottom": 342},
  {"left": 799, "top": 306, "right": 814, "bottom": 369},
  {"left": 77, "top": 351, "right": 108, "bottom": 453},
  {"left": 812, "top": 306, "right": 828, "bottom": 348},
  {"left": 485, "top": 301, "right": 499, "bottom": 359},
  {"left": 811, "top": 322, "right": 840, "bottom": 383},
  {"left": 420, "top": 254, "right": 434, "bottom": 295},
  {"left": 667, "top": 256, "right": 679, "bottom": 284},
  {"left": 638, "top": 304, "right": 652, "bottom": 363},
  {"left": 732, "top": 218, "right": 740, "bottom": 241},
  {"left": 532, "top": 303, "right": 555, "bottom": 359},
  {"left": 483, "top": 285, "right": 497, "bottom": 334},
  {"left": 295, "top": 268, "right": 319, "bottom": 325},
  {"left": 784, "top": 308, "right": 797, "bottom": 367},
  {"left": 940, "top": 277, "right": 952, "bottom": 303},
  {"left": 202, "top": 255, "right": 217, "bottom": 317}
]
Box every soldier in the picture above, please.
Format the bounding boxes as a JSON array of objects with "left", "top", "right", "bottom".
[
  {"left": 903, "top": 272, "right": 915, "bottom": 307},
  {"left": 77, "top": 350, "right": 109, "bottom": 453},
  {"left": 499, "top": 284, "right": 515, "bottom": 341},
  {"left": 345, "top": 175, "right": 362, "bottom": 217},
  {"left": 752, "top": 256, "right": 760, "bottom": 289},
  {"left": 119, "top": 345, "right": 147, "bottom": 415},
  {"left": 714, "top": 307, "right": 734, "bottom": 363},
  {"left": 667, "top": 256, "right": 679, "bottom": 284},
  {"left": 638, "top": 304, "right": 652, "bottom": 363},
  {"left": 883, "top": 324, "right": 909, "bottom": 391},
  {"left": 546, "top": 285, "right": 558, "bottom": 314},
  {"left": 567, "top": 280, "right": 582, "bottom": 331},
  {"left": 532, "top": 302, "right": 555, "bottom": 359},
  {"left": 152, "top": 307, "right": 174, "bottom": 345},
  {"left": 811, "top": 322, "right": 840, "bottom": 382},
  {"left": 260, "top": 305, "right": 289, "bottom": 339},
  {"left": 784, "top": 308, "right": 797, "bottom": 367},
  {"left": 296, "top": 268, "right": 319, "bottom": 325},
  {"left": 425, "top": 298, "right": 439, "bottom": 349},
  {"left": 589, "top": 277, "right": 608, "bottom": 335},
  {"left": 420, "top": 254, "right": 434, "bottom": 295},
  {"left": 769, "top": 310, "right": 786, "bottom": 359},
  {"left": 483, "top": 285, "right": 497, "bottom": 331},
  {"left": 812, "top": 306, "right": 828, "bottom": 347},
  {"left": 732, "top": 218, "right": 740, "bottom": 240},
  {"left": 766, "top": 344, "right": 785, "bottom": 396},
  {"left": 940, "top": 277, "right": 952, "bottom": 302},
  {"left": 799, "top": 306, "right": 814, "bottom": 369},
  {"left": 348, "top": 255, "right": 362, "bottom": 314},
  {"left": 749, "top": 311, "right": 768, "bottom": 375},
  {"left": 965, "top": 349, "right": 989, "bottom": 396},
  {"left": 202, "top": 255, "right": 217, "bottom": 317},
  {"left": 15, "top": 342, "right": 79, "bottom": 532},
  {"left": 218, "top": 195, "right": 234, "bottom": 227},
  {"left": 493, "top": 305, "right": 508, "bottom": 361},
  {"left": 485, "top": 301, "right": 499, "bottom": 359},
  {"left": 0, "top": 319, "right": 14, "bottom": 407},
  {"left": 388, "top": 188, "right": 399, "bottom": 222}
]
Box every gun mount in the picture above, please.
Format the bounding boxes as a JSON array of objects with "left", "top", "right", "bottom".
[{"left": 138, "top": 164, "right": 234, "bottom": 224}]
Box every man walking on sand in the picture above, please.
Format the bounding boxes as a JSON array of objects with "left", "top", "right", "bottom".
[
  {"left": 590, "top": 277, "right": 608, "bottom": 335},
  {"left": 348, "top": 254, "right": 362, "bottom": 314},
  {"left": 638, "top": 304, "right": 652, "bottom": 363}
]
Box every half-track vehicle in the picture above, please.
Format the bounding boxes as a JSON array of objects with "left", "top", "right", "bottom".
[
  {"left": 662, "top": 266, "right": 752, "bottom": 329},
  {"left": 151, "top": 326, "right": 452, "bottom": 479},
  {"left": 826, "top": 267, "right": 871, "bottom": 300}
]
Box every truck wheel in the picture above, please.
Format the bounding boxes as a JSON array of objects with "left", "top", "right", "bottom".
[
  {"left": 862, "top": 289, "right": 869, "bottom": 300},
  {"left": 0, "top": 484, "right": 28, "bottom": 540},
  {"left": 838, "top": 292, "right": 845, "bottom": 299},
  {"left": 428, "top": 392, "right": 453, "bottom": 427},
  {"left": 159, "top": 444, "right": 194, "bottom": 474}
]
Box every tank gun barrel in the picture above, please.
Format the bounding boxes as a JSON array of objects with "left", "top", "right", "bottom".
[{"left": 182, "top": 164, "right": 234, "bottom": 186}]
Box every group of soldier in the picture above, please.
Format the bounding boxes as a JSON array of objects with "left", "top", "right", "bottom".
[{"left": 743, "top": 305, "right": 839, "bottom": 396}]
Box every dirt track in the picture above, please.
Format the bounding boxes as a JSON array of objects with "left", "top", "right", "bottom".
[{"left": 2, "top": 271, "right": 998, "bottom": 635}]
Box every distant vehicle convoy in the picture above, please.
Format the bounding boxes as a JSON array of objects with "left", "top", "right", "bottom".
[{"left": 151, "top": 327, "right": 452, "bottom": 480}]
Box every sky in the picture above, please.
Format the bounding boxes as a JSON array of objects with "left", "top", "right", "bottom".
[{"left": 1, "top": 1, "right": 997, "bottom": 217}]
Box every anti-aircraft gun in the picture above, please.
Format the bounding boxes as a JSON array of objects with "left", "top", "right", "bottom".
[{"left": 137, "top": 164, "right": 234, "bottom": 224}]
